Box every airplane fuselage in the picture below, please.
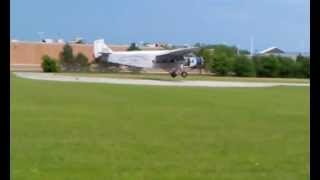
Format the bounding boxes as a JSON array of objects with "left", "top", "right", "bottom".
[
  {"left": 94, "top": 39, "right": 204, "bottom": 78},
  {"left": 102, "top": 50, "right": 187, "bottom": 69}
]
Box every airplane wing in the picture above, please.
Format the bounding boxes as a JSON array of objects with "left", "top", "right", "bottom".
[{"left": 155, "top": 47, "right": 200, "bottom": 63}]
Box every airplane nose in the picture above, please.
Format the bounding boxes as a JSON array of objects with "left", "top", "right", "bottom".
[{"left": 196, "top": 57, "right": 203, "bottom": 65}]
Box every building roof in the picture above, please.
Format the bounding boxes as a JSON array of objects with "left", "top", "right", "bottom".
[{"left": 259, "top": 47, "right": 285, "bottom": 54}]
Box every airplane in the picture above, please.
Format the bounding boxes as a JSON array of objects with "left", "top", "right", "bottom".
[{"left": 93, "top": 39, "right": 204, "bottom": 78}]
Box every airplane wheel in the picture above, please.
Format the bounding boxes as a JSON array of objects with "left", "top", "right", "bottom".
[
  {"left": 181, "top": 71, "right": 188, "bottom": 78},
  {"left": 170, "top": 71, "right": 177, "bottom": 78}
]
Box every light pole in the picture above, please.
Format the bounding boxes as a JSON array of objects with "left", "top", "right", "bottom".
[{"left": 250, "top": 36, "right": 254, "bottom": 56}]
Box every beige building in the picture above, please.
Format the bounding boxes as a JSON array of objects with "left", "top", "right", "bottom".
[{"left": 10, "top": 41, "right": 164, "bottom": 71}]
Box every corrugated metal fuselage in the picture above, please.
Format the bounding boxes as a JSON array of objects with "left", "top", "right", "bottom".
[{"left": 101, "top": 50, "right": 185, "bottom": 71}]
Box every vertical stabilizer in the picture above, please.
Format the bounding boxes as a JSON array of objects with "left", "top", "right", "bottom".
[{"left": 93, "top": 39, "right": 113, "bottom": 58}]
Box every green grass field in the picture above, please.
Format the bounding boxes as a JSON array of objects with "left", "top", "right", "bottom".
[
  {"left": 60, "top": 72, "right": 310, "bottom": 83},
  {"left": 11, "top": 74, "right": 309, "bottom": 180}
]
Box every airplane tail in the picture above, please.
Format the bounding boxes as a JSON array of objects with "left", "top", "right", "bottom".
[{"left": 93, "top": 39, "right": 113, "bottom": 58}]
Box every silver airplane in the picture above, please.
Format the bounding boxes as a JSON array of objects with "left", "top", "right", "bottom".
[{"left": 93, "top": 39, "right": 204, "bottom": 78}]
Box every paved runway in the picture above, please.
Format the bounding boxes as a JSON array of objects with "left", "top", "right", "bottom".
[{"left": 14, "top": 72, "right": 310, "bottom": 88}]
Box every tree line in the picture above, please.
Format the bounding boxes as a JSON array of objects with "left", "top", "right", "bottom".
[
  {"left": 42, "top": 44, "right": 89, "bottom": 72},
  {"left": 42, "top": 43, "right": 310, "bottom": 79},
  {"left": 196, "top": 45, "right": 309, "bottom": 78}
]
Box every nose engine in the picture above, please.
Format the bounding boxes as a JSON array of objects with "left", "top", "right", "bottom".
[
  {"left": 186, "top": 57, "right": 204, "bottom": 68},
  {"left": 170, "top": 56, "right": 204, "bottom": 78}
]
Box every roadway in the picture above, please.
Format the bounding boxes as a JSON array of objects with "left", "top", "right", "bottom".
[{"left": 14, "top": 72, "right": 310, "bottom": 88}]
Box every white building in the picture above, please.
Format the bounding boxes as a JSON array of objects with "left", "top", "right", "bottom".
[
  {"left": 258, "top": 47, "right": 309, "bottom": 60},
  {"left": 41, "top": 38, "right": 54, "bottom": 43},
  {"left": 259, "top": 47, "right": 285, "bottom": 55}
]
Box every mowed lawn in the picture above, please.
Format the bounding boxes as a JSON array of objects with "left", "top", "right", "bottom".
[{"left": 11, "top": 75, "right": 309, "bottom": 180}]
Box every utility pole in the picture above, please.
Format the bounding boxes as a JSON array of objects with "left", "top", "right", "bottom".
[
  {"left": 250, "top": 36, "right": 254, "bottom": 56},
  {"left": 237, "top": 44, "right": 240, "bottom": 56}
]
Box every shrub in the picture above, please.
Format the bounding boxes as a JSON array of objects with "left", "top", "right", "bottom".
[
  {"left": 59, "top": 44, "right": 89, "bottom": 71},
  {"left": 206, "top": 44, "right": 237, "bottom": 57},
  {"left": 41, "top": 55, "right": 60, "bottom": 72},
  {"left": 294, "top": 55, "right": 310, "bottom": 78},
  {"left": 198, "top": 45, "right": 238, "bottom": 74},
  {"left": 210, "top": 53, "right": 233, "bottom": 75},
  {"left": 127, "top": 43, "right": 141, "bottom": 51},
  {"left": 254, "top": 55, "right": 280, "bottom": 77},
  {"left": 197, "top": 48, "right": 213, "bottom": 70},
  {"left": 60, "top": 44, "right": 74, "bottom": 65},
  {"left": 75, "top": 53, "right": 89, "bottom": 67},
  {"left": 277, "top": 56, "right": 295, "bottom": 77},
  {"left": 233, "top": 55, "right": 256, "bottom": 77}
]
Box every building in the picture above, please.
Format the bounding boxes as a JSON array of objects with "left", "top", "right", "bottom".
[
  {"left": 258, "top": 47, "right": 285, "bottom": 55},
  {"left": 10, "top": 41, "right": 164, "bottom": 71},
  {"left": 41, "top": 38, "right": 55, "bottom": 43},
  {"left": 258, "top": 47, "right": 309, "bottom": 60}
]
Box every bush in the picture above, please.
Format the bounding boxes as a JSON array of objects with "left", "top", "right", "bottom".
[
  {"left": 41, "top": 55, "right": 60, "bottom": 72},
  {"left": 254, "top": 55, "right": 280, "bottom": 77},
  {"left": 294, "top": 55, "right": 310, "bottom": 78},
  {"left": 197, "top": 48, "right": 213, "bottom": 70},
  {"left": 209, "top": 53, "right": 233, "bottom": 75},
  {"left": 194, "top": 44, "right": 309, "bottom": 79},
  {"left": 59, "top": 44, "right": 89, "bottom": 71},
  {"left": 277, "top": 56, "right": 296, "bottom": 77},
  {"left": 206, "top": 44, "right": 237, "bottom": 57},
  {"left": 75, "top": 53, "right": 89, "bottom": 66},
  {"left": 199, "top": 44, "right": 237, "bottom": 75},
  {"left": 233, "top": 55, "right": 256, "bottom": 77},
  {"left": 60, "top": 44, "right": 74, "bottom": 65},
  {"left": 127, "top": 43, "right": 141, "bottom": 51}
]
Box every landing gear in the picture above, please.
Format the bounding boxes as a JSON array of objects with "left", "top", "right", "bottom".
[
  {"left": 181, "top": 71, "right": 188, "bottom": 78},
  {"left": 170, "top": 71, "right": 178, "bottom": 78},
  {"left": 170, "top": 71, "right": 188, "bottom": 78},
  {"left": 170, "top": 65, "right": 188, "bottom": 78}
]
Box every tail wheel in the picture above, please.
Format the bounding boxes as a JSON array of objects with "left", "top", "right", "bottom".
[
  {"left": 181, "top": 71, "right": 188, "bottom": 78},
  {"left": 170, "top": 71, "right": 177, "bottom": 78}
]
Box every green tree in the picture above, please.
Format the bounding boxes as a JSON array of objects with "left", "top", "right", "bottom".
[
  {"left": 254, "top": 55, "right": 280, "bottom": 77},
  {"left": 239, "top": 49, "right": 250, "bottom": 55},
  {"left": 41, "top": 55, "right": 60, "bottom": 72},
  {"left": 197, "top": 44, "right": 254, "bottom": 75},
  {"left": 210, "top": 53, "right": 233, "bottom": 75},
  {"left": 207, "top": 44, "right": 237, "bottom": 57},
  {"left": 199, "top": 45, "right": 236, "bottom": 74},
  {"left": 196, "top": 48, "right": 213, "bottom": 69},
  {"left": 277, "top": 56, "right": 295, "bottom": 77},
  {"left": 75, "top": 53, "right": 89, "bottom": 66},
  {"left": 127, "top": 43, "right": 141, "bottom": 51},
  {"left": 233, "top": 55, "right": 256, "bottom": 77},
  {"left": 295, "top": 55, "right": 310, "bottom": 78},
  {"left": 59, "top": 44, "right": 90, "bottom": 71},
  {"left": 60, "top": 44, "right": 74, "bottom": 65}
]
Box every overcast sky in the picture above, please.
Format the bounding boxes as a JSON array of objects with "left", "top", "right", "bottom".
[{"left": 10, "top": 0, "right": 309, "bottom": 52}]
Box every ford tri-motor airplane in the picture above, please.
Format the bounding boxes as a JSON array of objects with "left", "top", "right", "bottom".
[{"left": 93, "top": 39, "right": 204, "bottom": 78}]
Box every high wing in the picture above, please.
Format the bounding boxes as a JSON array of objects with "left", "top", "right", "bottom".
[{"left": 155, "top": 47, "right": 200, "bottom": 63}]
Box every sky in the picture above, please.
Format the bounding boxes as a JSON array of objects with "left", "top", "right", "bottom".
[{"left": 10, "top": 0, "right": 310, "bottom": 52}]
